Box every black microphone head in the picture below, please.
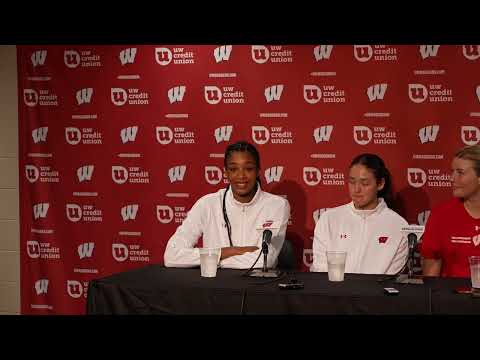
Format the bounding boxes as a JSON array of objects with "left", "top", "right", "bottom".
[
  {"left": 407, "top": 233, "right": 417, "bottom": 248},
  {"left": 262, "top": 229, "right": 273, "bottom": 244}
]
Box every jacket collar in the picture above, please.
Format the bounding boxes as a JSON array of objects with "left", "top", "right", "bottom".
[
  {"left": 228, "top": 182, "right": 262, "bottom": 207},
  {"left": 348, "top": 197, "right": 387, "bottom": 218}
]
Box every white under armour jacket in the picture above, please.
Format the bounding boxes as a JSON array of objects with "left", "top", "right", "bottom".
[
  {"left": 164, "top": 186, "right": 290, "bottom": 269},
  {"left": 310, "top": 198, "right": 408, "bottom": 275}
]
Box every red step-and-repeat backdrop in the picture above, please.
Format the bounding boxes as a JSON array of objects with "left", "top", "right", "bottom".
[{"left": 17, "top": 45, "right": 480, "bottom": 314}]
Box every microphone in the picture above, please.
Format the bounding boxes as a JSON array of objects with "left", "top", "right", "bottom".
[
  {"left": 395, "top": 232, "right": 423, "bottom": 285},
  {"left": 261, "top": 230, "right": 272, "bottom": 272},
  {"left": 407, "top": 233, "right": 417, "bottom": 279},
  {"left": 262, "top": 229, "right": 272, "bottom": 244},
  {"left": 247, "top": 229, "right": 281, "bottom": 278},
  {"left": 407, "top": 232, "right": 417, "bottom": 250}
]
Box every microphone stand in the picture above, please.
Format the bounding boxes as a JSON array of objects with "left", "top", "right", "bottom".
[
  {"left": 395, "top": 233, "right": 424, "bottom": 285},
  {"left": 248, "top": 233, "right": 282, "bottom": 278},
  {"left": 262, "top": 240, "right": 268, "bottom": 273}
]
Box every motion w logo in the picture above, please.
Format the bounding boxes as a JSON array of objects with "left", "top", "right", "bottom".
[
  {"left": 419, "top": 45, "right": 440, "bottom": 59},
  {"left": 33, "top": 203, "right": 49, "bottom": 220},
  {"left": 367, "top": 83, "right": 388, "bottom": 102},
  {"left": 121, "top": 204, "right": 139, "bottom": 221},
  {"left": 32, "top": 127, "right": 48, "bottom": 143},
  {"left": 31, "top": 50, "right": 47, "bottom": 67},
  {"left": 76, "top": 88, "right": 93, "bottom": 105},
  {"left": 418, "top": 125, "right": 439, "bottom": 143},
  {"left": 168, "top": 165, "right": 186, "bottom": 183},
  {"left": 313, "top": 45, "right": 333, "bottom": 61},
  {"left": 119, "top": 47, "right": 137, "bottom": 65},
  {"left": 264, "top": 166, "right": 284, "bottom": 184},
  {"left": 214, "top": 45, "right": 232, "bottom": 62},
  {"left": 120, "top": 126, "right": 138, "bottom": 143},
  {"left": 214, "top": 126, "right": 233, "bottom": 143},
  {"left": 313, "top": 126, "right": 333, "bottom": 143},
  {"left": 35, "top": 279, "right": 49, "bottom": 295},
  {"left": 77, "top": 165, "right": 94, "bottom": 182},
  {"left": 264, "top": 85, "right": 284, "bottom": 103},
  {"left": 78, "top": 242, "right": 95, "bottom": 259},
  {"left": 167, "top": 86, "right": 186, "bottom": 103}
]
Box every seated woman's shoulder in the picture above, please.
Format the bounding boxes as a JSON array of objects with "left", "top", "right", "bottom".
[
  {"left": 332, "top": 202, "right": 351, "bottom": 211},
  {"left": 196, "top": 189, "right": 225, "bottom": 204},
  {"left": 384, "top": 207, "right": 409, "bottom": 226},
  {"left": 318, "top": 203, "right": 349, "bottom": 218},
  {"left": 263, "top": 191, "right": 289, "bottom": 206}
]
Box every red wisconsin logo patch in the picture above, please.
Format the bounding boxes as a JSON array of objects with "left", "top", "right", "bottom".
[
  {"left": 262, "top": 220, "right": 273, "bottom": 228},
  {"left": 378, "top": 236, "right": 388, "bottom": 244}
]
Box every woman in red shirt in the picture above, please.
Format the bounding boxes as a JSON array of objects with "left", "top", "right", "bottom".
[{"left": 422, "top": 145, "right": 480, "bottom": 277}]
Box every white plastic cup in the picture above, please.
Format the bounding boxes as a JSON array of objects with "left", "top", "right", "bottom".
[
  {"left": 199, "top": 248, "right": 220, "bottom": 278},
  {"left": 326, "top": 251, "right": 347, "bottom": 282},
  {"left": 469, "top": 256, "right": 480, "bottom": 289}
]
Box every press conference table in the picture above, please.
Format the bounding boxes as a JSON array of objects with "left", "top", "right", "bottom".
[{"left": 86, "top": 265, "right": 480, "bottom": 315}]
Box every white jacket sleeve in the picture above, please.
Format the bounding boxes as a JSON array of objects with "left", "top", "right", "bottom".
[
  {"left": 220, "top": 200, "right": 291, "bottom": 270},
  {"left": 385, "top": 230, "right": 409, "bottom": 275},
  {"left": 219, "top": 248, "right": 263, "bottom": 270},
  {"left": 310, "top": 212, "right": 329, "bottom": 272},
  {"left": 163, "top": 199, "right": 205, "bottom": 268}
]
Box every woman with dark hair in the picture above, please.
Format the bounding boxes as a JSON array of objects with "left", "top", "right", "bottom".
[
  {"left": 310, "top": 153, "right": 408, "bottom": 274},
  {"left": 164, "top": 141, "right": 290, "bottom": 269}
]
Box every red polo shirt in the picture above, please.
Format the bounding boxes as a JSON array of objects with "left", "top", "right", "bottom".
[{"left": 421, "top": 197, "right": 480, "bottom": 277}]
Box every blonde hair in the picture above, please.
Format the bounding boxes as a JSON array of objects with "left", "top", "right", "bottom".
[{"left": 455, "top": 145, "right": 480, "bottom": 176}]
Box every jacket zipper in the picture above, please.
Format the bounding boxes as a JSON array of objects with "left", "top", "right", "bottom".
[{"left": 241, "top": 206, "right": 246, "bottom": 245}]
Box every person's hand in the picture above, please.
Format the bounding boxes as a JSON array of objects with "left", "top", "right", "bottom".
[
  {"left": 422, "top": 258, "right": 442, "bottom": 277},
  {"left": 220, "top": 246, "right": 258, "bottom": 260}
]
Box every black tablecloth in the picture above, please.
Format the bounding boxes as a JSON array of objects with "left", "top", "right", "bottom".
[{"left": 86, "top": 265, "right": 480, "bottom": 315}]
